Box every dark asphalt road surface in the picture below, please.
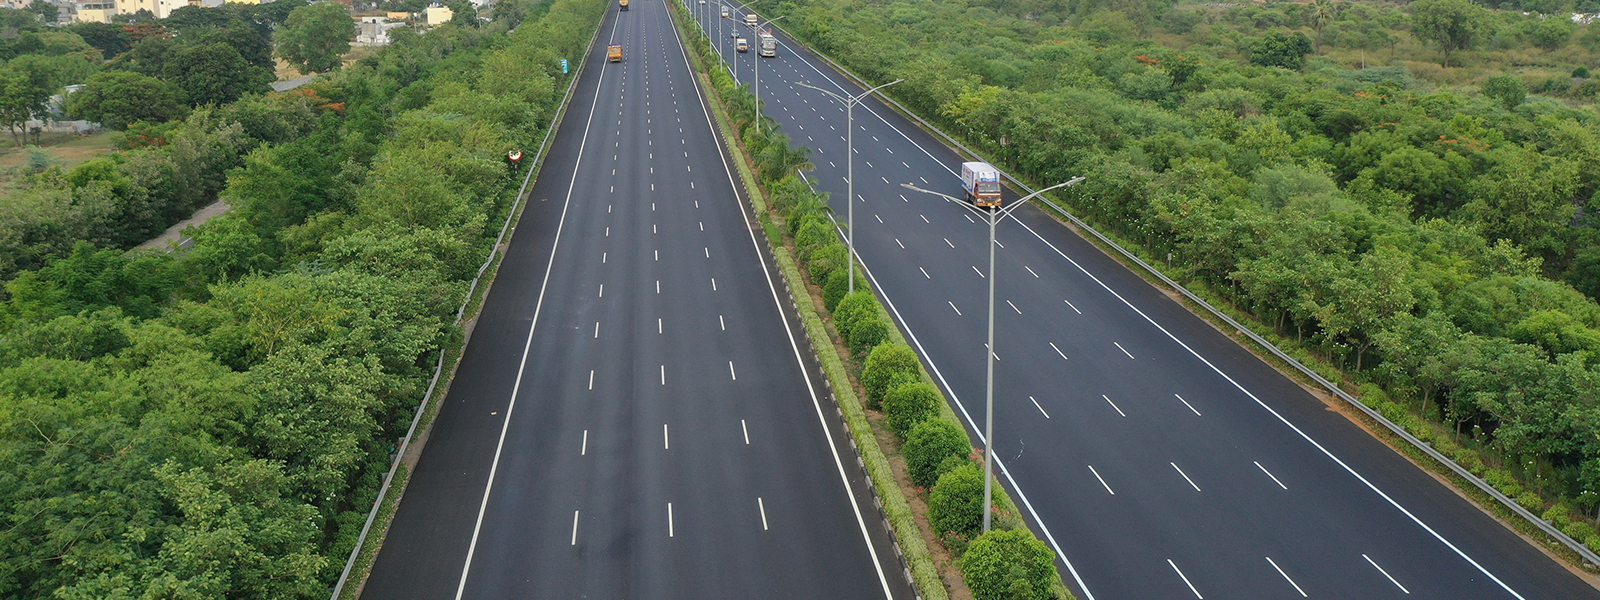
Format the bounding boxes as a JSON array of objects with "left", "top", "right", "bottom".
[
  {"left": 361, "top": 2, "right": 908, "bottom": 598},
  {"left": 689, "top": 5, "right": 1600, "bottom": 599}
]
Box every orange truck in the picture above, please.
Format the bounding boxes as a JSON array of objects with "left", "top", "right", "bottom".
[{"left": 607, "top": 43, "right": 622, "bottom": 62}]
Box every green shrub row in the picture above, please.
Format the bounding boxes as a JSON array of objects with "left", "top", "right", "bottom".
[{"left": 677, "top": 6, "right": 1073, "bottom": 597}]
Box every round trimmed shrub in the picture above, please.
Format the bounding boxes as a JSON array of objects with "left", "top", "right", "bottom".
[
  {"left": 883, "top": 381, "right": 939, "bottom": 437},
  {"left": 936, "top": 454, "right": 970, "bottom": 484},
  {"left": 862, "top": 343, "right": 919, "bottom": 407},
  {"left": 904, "top": 419, "right": 973, "bottom": 487},
  {"left": 832, "top": 290, "right": 876, "bottom": 337},
  {"left": 847, "top": 315, "right": 889, "bottom": 353},
  {"left": 929, "top": 462, "right": 985, "bottom": 538},
  {"left": 959, "top": 529, "right": 1058, "bottom": 600},
  {"left": 822, "top": 270, "right": 866, "bottom": 311}
]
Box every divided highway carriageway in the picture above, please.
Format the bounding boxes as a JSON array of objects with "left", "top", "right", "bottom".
[
  {"left": 698, "top": 4, "right": 1600, "bottom": 599},
  {"left": 361, "top": 1, "right": 911, "bottom": 597}
]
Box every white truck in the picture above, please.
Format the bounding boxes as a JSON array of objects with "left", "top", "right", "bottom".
[
  {"left": 744, "top": 13, "right": 757, "bottom": 27},
  {"left": 758, "top": 31, "right": 776, "bottom": 56},
  {"left": 961, "top": 162, "right": 1003, "bottom": 208}
]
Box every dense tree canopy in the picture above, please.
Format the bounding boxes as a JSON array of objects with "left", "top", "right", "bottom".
[
  {"left": 0, "top": 0, "right": 602, "bottom": 596},
  {"left": 275, "top": 1, "right": 357, "bottom": 75},
  {"left": 67, "top": 70, "right": 188, "bottom": 129},
  {"left": 755, "top": 0, "right": 1600, "bottom": 536}
]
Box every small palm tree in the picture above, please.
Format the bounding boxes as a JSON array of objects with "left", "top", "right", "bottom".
[{"left": 1308, "top": 0, "right": 1336, "bottom": 53}]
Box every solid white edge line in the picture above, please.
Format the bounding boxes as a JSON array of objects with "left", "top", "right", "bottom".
[
  {"left": 669, "top": 10, "right": 895, "bottom": 600},
  {"left": 844, "top": 227, "right": 1095, "bottom": 600},
  {"left": 453, "top": 12, "right": 622, "bottom": 600},
  {"left": 1007, "top": 189, "right": 1526, "bottom": 599}
]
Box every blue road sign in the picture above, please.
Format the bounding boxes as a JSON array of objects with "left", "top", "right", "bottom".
[{"left": 561, "top": 59, "right": 569, "bottom": 74}]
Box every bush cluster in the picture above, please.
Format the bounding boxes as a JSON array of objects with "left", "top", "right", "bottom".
[{"left": 960, "top": 529, "right": 1058, "bottom": 600}]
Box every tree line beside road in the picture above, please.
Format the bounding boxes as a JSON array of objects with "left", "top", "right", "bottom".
[
  {"left": 754, "top": 0, "right": 1600, "bottom": 545},
  {"left": 0, "top": 0, "right": 603, "bottom": 595},
  {"left": 0, "top": 1, "right": 365, "bottom": 282}
]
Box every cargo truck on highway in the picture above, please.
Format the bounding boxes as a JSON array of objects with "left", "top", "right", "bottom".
[
  {"left": 619, "top": 0, "right": 627, "bottom": 10},
  {"left": 744, "top": 13, "right": 757, "bottom": 26},
  {"left": 607, "top": 43, "right": 622, "bottom": 62},
  {"left": 735, "top": 37, "right": 748, "bottom": 52},
  {"left": 757, "top": 31, "right": 776, "bottom": 56},
  {"left": 961, "top": 162, "right": 1002, "bottom": 208}
]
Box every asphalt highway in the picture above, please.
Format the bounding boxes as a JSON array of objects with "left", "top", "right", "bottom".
[
  {"left": 689, "top": 5, "right": 1600, "bottom": 599},
  {"left": 360, "top": 2, "right": 909, "bottom": 597}
]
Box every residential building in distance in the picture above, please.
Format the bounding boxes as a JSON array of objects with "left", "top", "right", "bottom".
[{"left": 422, "top": 2, "right": 451, "bottom": 25}]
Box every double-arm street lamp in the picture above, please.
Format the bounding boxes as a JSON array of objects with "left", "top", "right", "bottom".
[
  {"left": 795, "top": 78, "right": 902, "bottom": 295},
  {"left": 902, "top": 176, "right": 1083, "bottom": 532}
]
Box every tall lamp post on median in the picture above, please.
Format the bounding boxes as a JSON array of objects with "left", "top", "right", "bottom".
[
  {"left": 902, "top": 176, "right": 1084, "bottom": 532},
  {"left": 796, "top": 78, "right": 902, "bottom": 295},
  {"left": 733, "top": 8, "right": 784, "bottom": 134}
]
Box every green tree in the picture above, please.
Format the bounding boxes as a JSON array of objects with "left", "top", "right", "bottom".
[
  {"left": 25, "top": 0, "right": 55, "bottom": 24},
  {"left": 1307, "top": 246, "right": 1421, "bottom": 370},
  {"left": 928, "top": 462, "right": 985, "bottom": 537},
  {"left": 903, "top": 419, "right": 972, "bottom": 487},
  {"left": 276, "top": 1, "right": 356, "bottom": 75},
  {"left": 882, "top": 381, "right": 939, "bottom": 437},
  {"left": 67, "top": 70, "right": 188, "bottom": 129},
  {"left": 1410, "top": 0, "right": 1485, "bottom": 68},
  {"left": 0, "top": 55, "right": 57, "bottom": 145},
  {"left": 960, "top": 530, "right": 1058, "bottom": 600},
  {"left": 1307, "top": 0, "right": 1336, "bottom": 52},
  {"left": 162, "top": 41, "right": 272, "bottom": 106},
  {"left": 1248, "top": 31, "right": 1313, "bottom": 70},
  {"left": 1525, "top": 16, "right": 1574, "bottom": 51},
  {"left": 1481, "top": 74, "right": 1525, "bottom": 110},
  {"left": 860, "top": 342, "right": 920, "bottom": 408}
]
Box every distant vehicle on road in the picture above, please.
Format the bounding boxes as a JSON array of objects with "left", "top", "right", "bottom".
[
  {"left": 758, "top": 30, "right": 776, "bottom": 56},
  {"left": 961, "top": 162, "right": 1002, "bottom": 208},
  {"left": 744, "top": 13, "right": 757, "bottom": 26},
  {"left": 619, "top": 0, "right": 627, "bottom": 10},
  {"left": 736, "top": 38, "right": 748, "bottom": 52},
  {"left": 721, "top": 6, "right": 728, "bottom": 17},
  {"left": 607, "top": 43, "right": 622, "bottom": 62}
]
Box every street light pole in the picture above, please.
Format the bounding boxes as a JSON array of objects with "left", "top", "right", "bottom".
[
  {"left": 751, "top": 14, "right": 784, "bottom": 134},
  {"left": 796, "top": 78, "right": 902, "bottom": 296},
  {"left": 902, "top": 176, "right": 1083, "bottom": 533}
]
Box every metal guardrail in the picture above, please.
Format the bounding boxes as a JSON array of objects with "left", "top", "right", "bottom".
[
  {"left": 325, "top": 12, "right": 609, "bottom": 600},
  {"left": 756, "top": 12, "right": 1600, "bottom": 570}
]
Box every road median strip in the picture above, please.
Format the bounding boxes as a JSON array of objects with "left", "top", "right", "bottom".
[{"left": 670, "top": 4, "right": 1074, "bottom": 599}]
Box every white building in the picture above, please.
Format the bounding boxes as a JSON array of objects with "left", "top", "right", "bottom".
[{"left": 355, "top": 16, "right": 404, "bottom": 45}]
